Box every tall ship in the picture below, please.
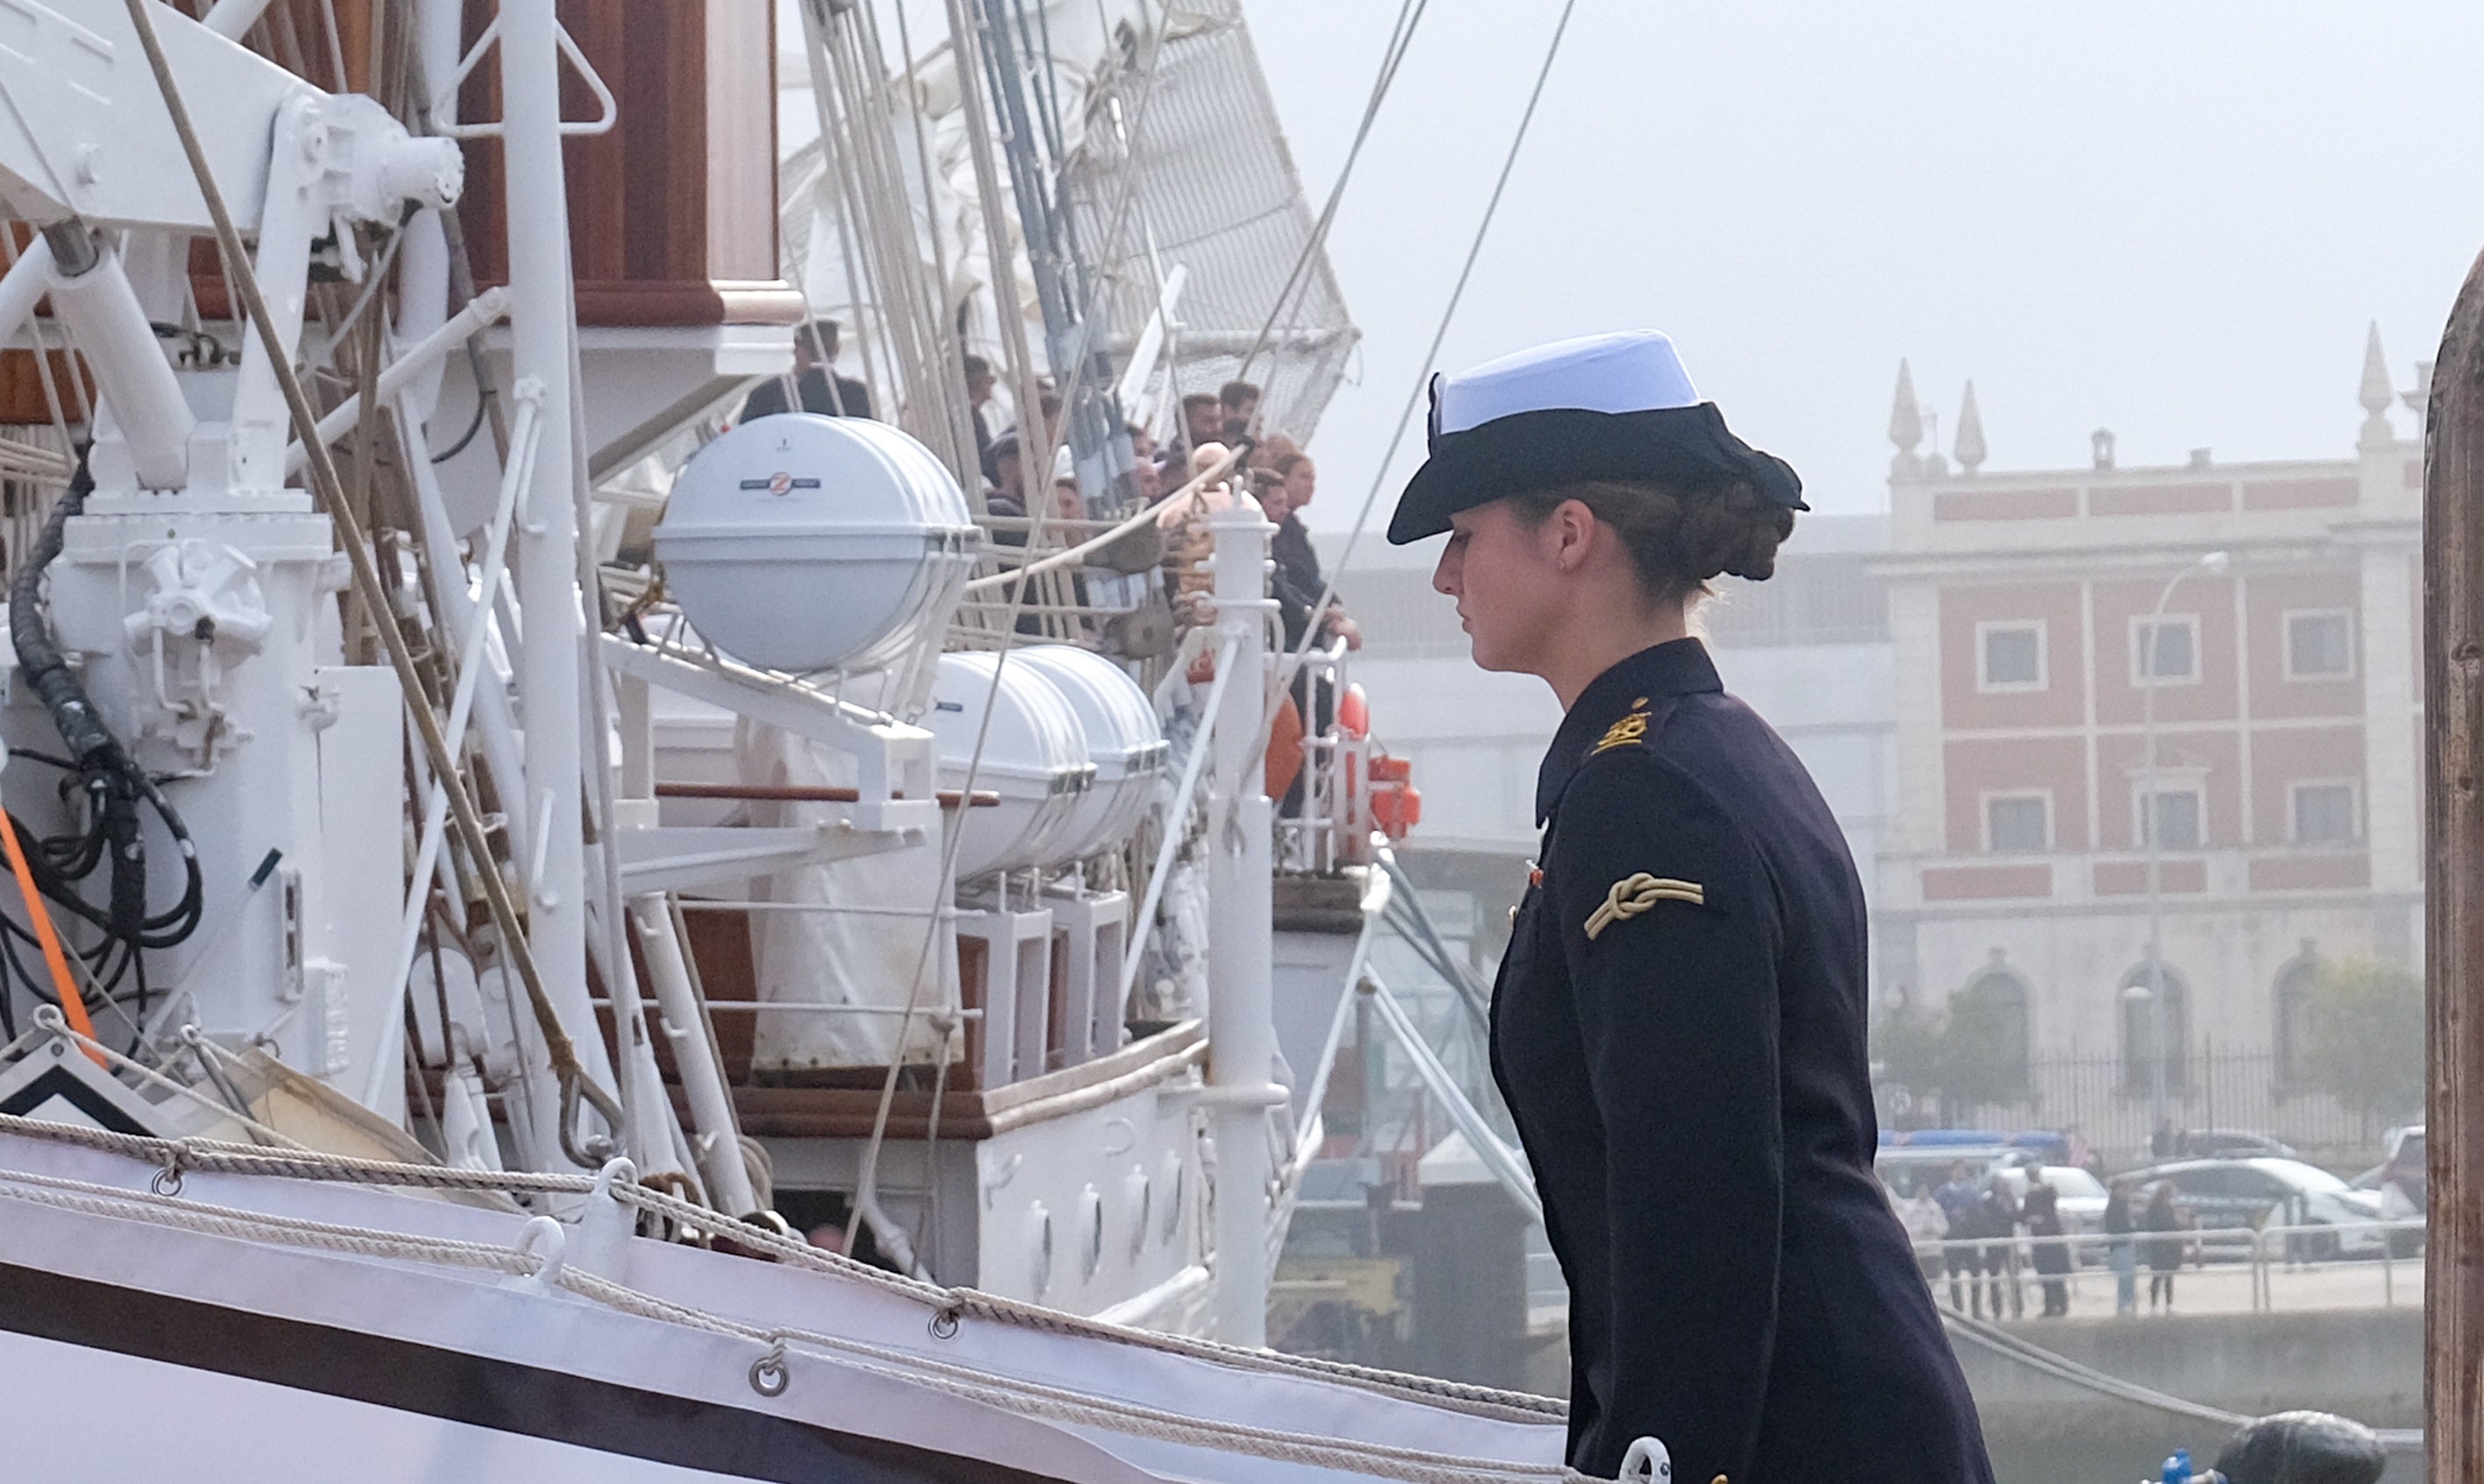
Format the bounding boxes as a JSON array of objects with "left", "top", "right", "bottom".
[{"left": 0, "top": 2, "right": 1600, "bottom": 1479}]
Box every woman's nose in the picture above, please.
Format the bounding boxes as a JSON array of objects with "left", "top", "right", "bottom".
[{"left": 1432, "top": 548, "right": 1458, "bottom": 596}]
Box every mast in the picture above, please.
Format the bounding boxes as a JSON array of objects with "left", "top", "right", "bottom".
[
  {"left": 2424, "top": 242, "right": 2484, "bottom": 1484},
  {"left": 496, "top": 0, "right": 616, "bottom": 1152},
  {"left": 1207, "top": 503, "right": 1277, "bottom": 1346}
]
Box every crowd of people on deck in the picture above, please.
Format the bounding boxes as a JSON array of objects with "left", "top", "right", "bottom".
[
  {"left": 1889, "top": 1159, "right": 2193, "bottom": 1322},
  {"left": 738, "top": 321, "right": 1361, "bottom": 657}
]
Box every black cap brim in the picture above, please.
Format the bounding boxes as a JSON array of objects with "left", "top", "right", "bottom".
[{"left": 1385, "top": 402, "right": 1807, "bottom": 545}]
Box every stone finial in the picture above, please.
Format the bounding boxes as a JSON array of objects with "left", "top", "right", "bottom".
[
  {"left": 2091, "top": 428, "right": 2116, "bottom": 471},
  {"left": 1889, "top": 359, "right": 1923, "bottom": 477},
  {"left": 2405, "top": 359, "right": 2435, "bottom": 429},
  {"left": 1954, "top": 380, "right": 1987, "bottom": 474},
  {"left": 2360, "top": 322, "right": 2396, "bottom": 448}
]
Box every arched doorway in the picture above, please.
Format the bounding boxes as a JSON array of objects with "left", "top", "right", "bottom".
[
  {"left": 1950, "top": 968, "right": 2032, "bottom": 1101},
  {"left": 2273, "top": 945, "right": 2319, "bottom": 1092}
]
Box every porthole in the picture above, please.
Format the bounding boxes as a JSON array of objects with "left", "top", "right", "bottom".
[
  {"left": 1124, "top": 1166, "right": 1151, "bottom": 1261},
  {"left": 1079, "top": 1184, "right": 1105, "bottom": 1280},
  {"left": 1159, "top": 1152, "right": 1185, "bottom": 1245}
]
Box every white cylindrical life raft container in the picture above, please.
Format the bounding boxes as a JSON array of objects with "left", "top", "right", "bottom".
[
  {"left": 653, "top": 413, "right": 978, "bottom": 675},
  {"left": 924, "top": 650, "right": 1096, "bottom": 878},
  {"left": 1010, "top": 645, "right": 1168, "bottom": 861}
]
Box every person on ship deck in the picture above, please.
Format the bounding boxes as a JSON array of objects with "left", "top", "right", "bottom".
[{"left": 740, "top": 318, "right": 874, "bottom": 422}]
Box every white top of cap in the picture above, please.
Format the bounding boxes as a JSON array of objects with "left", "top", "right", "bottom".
[{"left": 1434, "top": 330, "right": 1700, "bottom": 436}]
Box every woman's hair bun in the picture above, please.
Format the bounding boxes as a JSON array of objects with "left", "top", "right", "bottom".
[
  {"left": 1674, "top": 481, "right": 1795, "bottom": 584},
  {"left": 1512, "top": 477, "right": 1797, "bottom": 604}
]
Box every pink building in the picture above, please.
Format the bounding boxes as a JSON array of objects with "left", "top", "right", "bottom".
[{"left": 1876, "top": 334, "right": 2423, "bottom": 1118}]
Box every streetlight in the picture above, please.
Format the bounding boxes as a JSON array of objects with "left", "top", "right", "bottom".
[{"left": 2141, "top": 549, "right": 2229, "bottom": 1145}]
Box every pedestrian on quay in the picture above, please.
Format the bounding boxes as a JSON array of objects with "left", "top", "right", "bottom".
[
  {"left": 1890, "top": 1175, "right": 1950, "bottom": 1292},
  {"left": 2024, "top": 1183, "right": 2071, "bottom": 1318},
  {"left": 1934, "top": 1160, "right": 1985, "bottom": 1314},
  {"left": 1393, "top": 329, "right": 1993, "bottom": 1483},
  {"left": 2103, "top": 1179, "right": 2139, "bottom": 1316},
  {"left": 1978, "top": 1175, "right": 2025, "bottom": 1320},
  {"left": 2141, "top": 1181, "right": 2184, "bottom": 1312}
]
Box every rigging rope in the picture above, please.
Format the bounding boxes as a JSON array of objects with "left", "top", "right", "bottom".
[
  {"left": 1230, "top": 0, "right": 1432, "bottom": 391},
  {"left": 117, "top": 0, "right": 624, "bottom": 1166},
  {"left": 1936, "top": 1306, "right": 2421, "bottom": 1453},
  {"left": 0, "top": 1153, "right": 1588, "bottom": 1481},
  {"left": 1241, "top": 0, "right": 1584, "bottom": 796},
  {"left": 0, "top": 1107, "right": 1564, "bottom": 1423}
]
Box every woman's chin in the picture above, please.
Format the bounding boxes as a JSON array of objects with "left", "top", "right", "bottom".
[{"left": 1465, "top": 635, "right": 1519, "bottom": 674}]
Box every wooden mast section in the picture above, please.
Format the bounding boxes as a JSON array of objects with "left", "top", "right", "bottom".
[{"left": 2424, "top": 244, "right": 2484, "bottom": 1484}]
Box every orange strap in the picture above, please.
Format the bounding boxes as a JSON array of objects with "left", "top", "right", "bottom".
[{"left": 0, "top": 809, "right": 103, "bottom": 1062}]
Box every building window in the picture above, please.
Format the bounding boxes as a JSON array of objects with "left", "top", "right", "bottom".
[
  {"left": 2285, "top": 611, "right": 2354, "bottom": 680},
  {"left": 2274, "top": 951, "right": 2318, "bottom": 1089},
  {"left": 1951, "top": 971, "right": 2032, "bottom": 1097},
  {"left": 1978, "top": 621, "right": 2046, "bottom": 692},
  {"left": 2131, "top": 614, "right": 2200, "bottom": 685},
  {"left": 1985, "top": 794, "right": 2050, "bottom": 853},
  {"left": 2121, "top": 963, "right": 2190, "bottom": 1094},
  {"left": 2291, "top": 782, "right": 2360, "bottom": 844},
  {"left": 2136, "top": 785, "right": 2204, "bottom": 851}
]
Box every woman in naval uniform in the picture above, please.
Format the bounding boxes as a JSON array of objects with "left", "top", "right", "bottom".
[{"left": 1386, "top": 331, "right": 1994, "bottom": 1484}]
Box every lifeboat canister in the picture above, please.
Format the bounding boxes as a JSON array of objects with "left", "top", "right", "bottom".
[
  {"left": 924, "top": 650, "right": 1096, "bottom": 877},
  {"left": 653, "top": 413, "right": 978, "bottom": 674},
  {"left": 1012, "top": 645, "right": 1170, "bottom": 860}
]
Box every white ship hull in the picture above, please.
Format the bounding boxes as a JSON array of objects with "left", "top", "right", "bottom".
[{"left": 0, "top": 1122, "right": 1568, "bottom": 1484}]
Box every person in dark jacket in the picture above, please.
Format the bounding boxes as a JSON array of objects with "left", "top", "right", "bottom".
[
  {"left": 2141, "top": 1181, "right": 2185, "bottom": 1311},
  {"left": 2024, "top": 1183, "right": 2072, "bottom": 1317},
  {"left": 2103, "top": 1180, "right": 2139, "bottom": 1315},
  {"left": 1933, "top": 1161, "right": 1986, "bottom": 1313},
  {"left": 1978, "top": 1177, "right": 2025, "bottom": 1320},
  {"left": 1391, "top": 329, "right": 1994, "bottom": 1483},
  {"left": 740, "top": 319, "right": 874, "bottom": 422}
]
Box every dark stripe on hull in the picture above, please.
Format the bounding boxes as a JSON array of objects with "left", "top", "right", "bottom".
[
  {"left": 0, "top": 1260, "right": 1073, "bottom": 1483},
  {"left": 0, "top": 1068, "right": 153, "bottom": 1134}
]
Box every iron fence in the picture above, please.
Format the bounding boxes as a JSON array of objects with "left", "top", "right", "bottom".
[{"left": 1875, "top": 1046, "right": 2401, "bottom": 1165}]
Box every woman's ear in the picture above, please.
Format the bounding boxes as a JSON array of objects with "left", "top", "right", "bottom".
[{"left": 1550, "top": 498, "right": 1597, "bottom": 572}]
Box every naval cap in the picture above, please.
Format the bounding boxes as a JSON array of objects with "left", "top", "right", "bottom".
[{"left": 1387, "top": 329, "right": 1805, "bottom": 545}]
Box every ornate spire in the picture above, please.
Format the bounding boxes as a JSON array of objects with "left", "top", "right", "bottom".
[
  {"left": 1889, "top": 359, "right": 1923, "bottom": 477},
  {"left": 2360, "top": 322, "right": 2396, "bottom": 448},
  {"left": 1954, "top": 380, "right": 1987, "bottom": 474}
]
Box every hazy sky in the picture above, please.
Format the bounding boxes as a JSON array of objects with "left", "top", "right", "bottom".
[{"left": 1235, "top": 3, "right": 2484, "bottom": 535}]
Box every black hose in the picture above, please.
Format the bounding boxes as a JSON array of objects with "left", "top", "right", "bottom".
[
  {"left": 11, "top": 458, "right": 117, "bottom": 771},
  {"left": 1, "top": 448, "right": 206, "bottom": 1020}
]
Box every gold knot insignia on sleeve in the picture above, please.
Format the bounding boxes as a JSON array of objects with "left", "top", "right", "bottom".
[
  {"left": 1590, "top": 709, "right": 1650, "bottom": 755},
  {"left": 1583, "top": 872, "right": 1705, "bottom": 939}
]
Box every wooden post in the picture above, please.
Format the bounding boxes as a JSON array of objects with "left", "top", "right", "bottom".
[{"left": 2424, "top": 242, "right": 2484, "bottom": 1484}]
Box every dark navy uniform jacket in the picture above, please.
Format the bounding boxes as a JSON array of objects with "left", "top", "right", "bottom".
[{"left": 1492, "top": 640, "right": 1992, "bottom": 1483}]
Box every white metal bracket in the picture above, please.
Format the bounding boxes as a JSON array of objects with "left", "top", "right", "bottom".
[{"left": 430, "top": 12, "right": 617, "bottom": 139}]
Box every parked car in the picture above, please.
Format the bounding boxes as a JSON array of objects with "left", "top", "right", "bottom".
[
  {"left": 2175, "top": 1128, "right": 2297, "bottom": 1160},
  {"left": 2350, "top": 1125, "right": 2426, "bottom": 1256},
  {"left": 2127, "top": 1158, "right": 2386, "bottom": 1259},
  {"left": 2379, "top": 1125, "right": 2426, "bottom": 1212},
  {"left": 1873, "top": 1145, "right": 2012, "bottom": 1200}
]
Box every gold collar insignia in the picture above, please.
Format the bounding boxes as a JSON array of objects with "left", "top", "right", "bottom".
[{"left": 1591, "top": 709, "right": 1650, "bottom": 756}]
